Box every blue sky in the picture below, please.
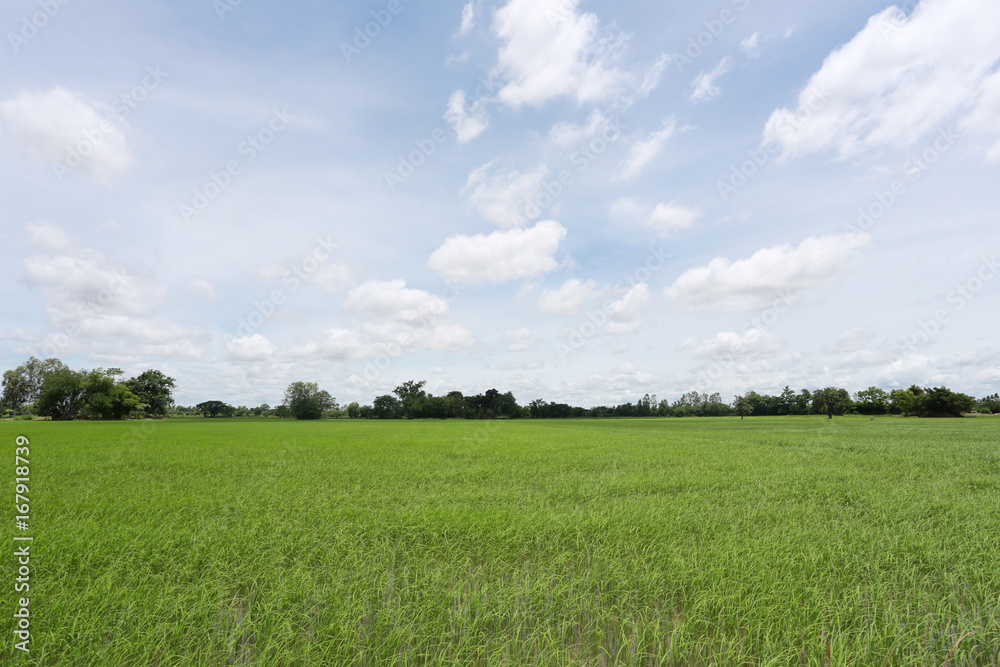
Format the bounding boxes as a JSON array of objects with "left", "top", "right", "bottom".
[{"left": 1, "top": 0, "right": 998, "bottom": 408}]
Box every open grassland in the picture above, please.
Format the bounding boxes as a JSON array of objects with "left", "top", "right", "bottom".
[{"left": 2, "top": 416, "right": 999, "bottom": 666}]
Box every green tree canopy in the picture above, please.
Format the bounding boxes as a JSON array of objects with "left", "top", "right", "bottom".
[
  {"left": 2, "top": 357, "right": 68, "bottom": 414},
  {"left": 855, "top": 387, "right": 890, "bottom": 415},
  {"left": 35, "top": 368, "right": 88, "bottom": 420},
  {"left": 915, "top": 387, "right": 975, "bottom": 417},
  {"left": 125, "top": 369, "right": 176, "bottom": 417},
  {"left": 811, "top": 387, "right": 852, "bottom": 419},
  {"left": 283, "top": 382, "right": 335, "bottom": 420},
  {"left": 196, "top": 400, "right": 236, "bottom": 418},
  {"left": 82, "top": 368, "right": 141, "bottom": 420}
]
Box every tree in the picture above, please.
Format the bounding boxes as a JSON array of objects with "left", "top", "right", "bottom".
[
  {"left": 372, "top": 394, "right": 402, "bottom": 419},
  {"left": 890, "top": 385, "right": 924, "bottom": 416},
  {"left": 2, "top": 357, "right": 68, "bottom": 415},
  {"left": 124, "top": 370, "right": 176, "bottom": 417},
  {"left": 82, "top": 368, "right": 141, "bottom": 420},
  {"left": 978, "top": 394, "right": 1000, "bottom": 414},
  {"left": 733, "top": 395, "right": 752, "bottom": 420},
  {"left": 855, "top": 387, "right": 890, "bottom": 415},
  {"left": 35, "top": 368, "right": 88, "bottom": 420},
  {"left": 915, "top": 386, "right": 975, "bottom": 417},
  {"left": 812, "top": 387, "right": 851, "bottom": 419},
  {"left": 195, "top": 400, "right": 236, "bottom": 418},
  {"left": 346, "top": 401, "right": 361, "bottom": 418},
  {"left": 283, "top": 382, "right": 335, "bottom": 420},
  {"left": 394, "top": 380, "right": 427, "bottom": 418},
  {"left": 793, "top": 389, "right": 812, "bottom": 415}
]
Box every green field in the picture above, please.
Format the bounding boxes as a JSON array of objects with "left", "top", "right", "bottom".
[{"left": 2, "top": 417, "right": 999, "bottom": 665}]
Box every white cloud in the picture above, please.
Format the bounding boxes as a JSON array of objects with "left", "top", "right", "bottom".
[
  {"left": 647, "top": 201, "right": 701, "bottom": 238},
  {"left": 680, "top": 329, "right": 785, "bottom": 361},
  {"left": 427, "top": 220, "right": 567, "bottom": 284},
  {"left": 338, "top": 280, "right": 475, "bottom": 356},
  {"left": 290, "top": 329, "right": 375, "bottom": 362},
  {"left": 608, "top": 197, "right": 699, "bottom": 238},
  {"left": 0, "top": 87, "right": 135, "bottom": 185},
  {"left": 19, "top": 232, "right": 206, "bottom": 360},
  {"left": 639, "top": 53, "right": 671, "bottom": 96},
  {"left": 690, "top": 57, "right": 733, "bottom": 103},
  {"left": 227, "top": 334, "right": 274, "bottom": 362},
  {"left": 345, "top": 280, "right": 449, "bottom": 324},
  {"left": 445, "top": 90, "right": 490, "bottom": 143},
  {"left": 25, "top": 220, "right": 72, "bottom": 253},
  {"left": 548, "top": 110, "right": 613, "bottom": 148},
  {"left": 618, "top": 118, "right": 675, "bottom": 181},
  {"left": 505, "top": 327, "right": 536, "bottom": 351},
  {"left": 458, "top": 2, "right": 475, "bottom": 36},
  {"left": 606, "top": 283, "right": 651, "bottom": 335},
  {"left": 492, "top": 0, "right": 625, "bottom": 107},
  {"left": 960, "top": 68, "right": 1000, "bottom": 162},
  {"left": 537, "top": 278, "right": 602, "bottom": 315},
  {"left": 444, "top": 51, "right": 472, "bottom": 67},
  {"left": 762, "top": 0, "right": 1000, "bottom": 161},
  {"left": 463, "top": 161, "right": 548, "bottom": 227},
  {"left": 741, "top": 33, "right": 760, "bottom": 58},
  {"left": 608, "top": 363, "right": 657, "bottom": 389},
  {"left": 665, "top": 233, "right": 872, "bottom": 313},
  {"left": 23, "top": 252, "right": 165, "bottom": 321}
]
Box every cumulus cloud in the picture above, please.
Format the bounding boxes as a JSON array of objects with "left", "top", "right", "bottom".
[
  {"left": 492, "top": 0, "right": 625, "bottom": 108},
  {"left": 427, "top": 220, "right": 567, "bottom": 284},
  {"left": 690, "top": 57, "right": 733, "bottom": 103},
  {"left": 290, "top": 329, "right": 375, "bottom": 362},
  {"left": 463, "top": 161, "right": 548, "bottom": 227},
  {"left": 609, "top": 198, "right": 699, "bottom": 238},
  {"left": 680, "top": 328, "right": 785, "bottom": 361},
  {"left": 537, "top": 278, "right": 603, "bottom": 315},
  {"left": 445, "top": 90, "right": 490, "bottom": 143},
  {"left": 762, "top": 0, "right": 1000, "bottom": 161},
  {"left": 618, "top": 118, "right": 675, "bottom": 181},
  {"left": 608, "top": 363, "right": 657, "bottom": 389},
  {"left": 344, "top": 280, "right": 450, "bottom": 324},
  {"left": 0, "top": 87, "right": 135, "bottom": 185},
  {"left": 605, "top": 283, "right": 651, "bottom": 334},
  {"left": 20, "top": 227, "right": 204, "bottom": 359},
  {"left": 339, "top": 280, "right": 475, "bottom": 356},
  {"left": 22, "top": 252, "right": 165, "bottom": 323},
  {"left": 665, "top": 233, "right": 872, "bottom": 313}
]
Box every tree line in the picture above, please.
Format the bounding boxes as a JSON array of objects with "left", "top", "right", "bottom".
[
  {"left": 3, "top": 356, "right": 996, "bottom": 421},
  {"left": 204, "top": 380, "right": 991, "bottom": 421},
  {"left": 1, "top": 357, "right": 175, "bottom": 420}
]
